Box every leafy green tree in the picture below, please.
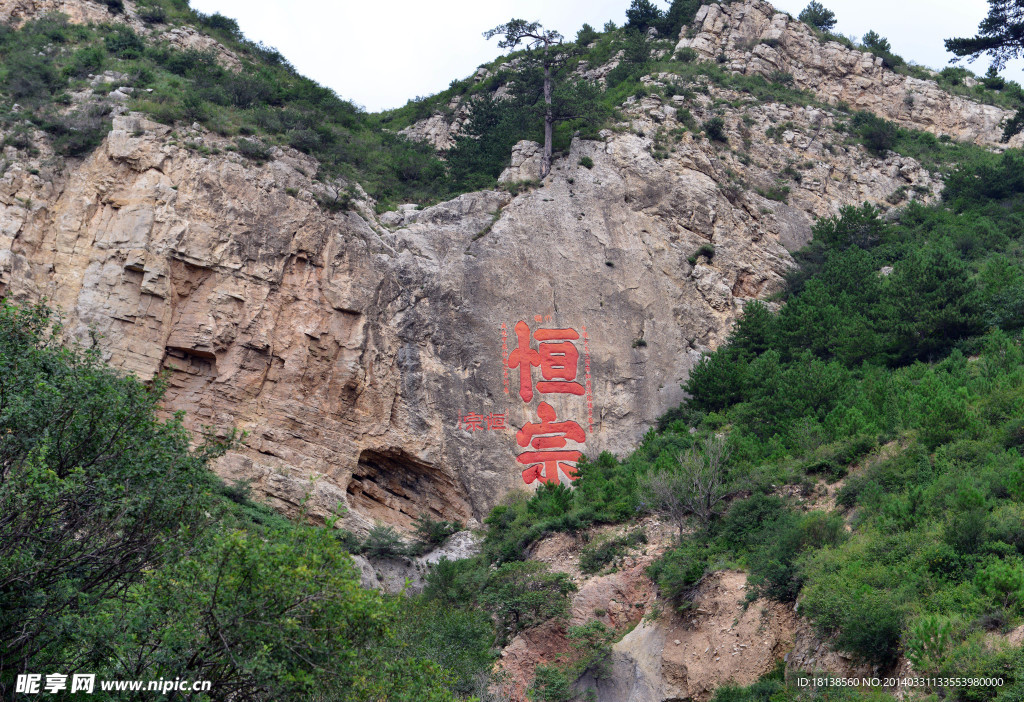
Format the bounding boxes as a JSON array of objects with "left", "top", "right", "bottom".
[
  {"left": 833, "top": 589, "right": 905, "bottom": 667},
  {"left": 851, "top": 111, "right": 898, "bottom": 155},
  {"left": 453, "top": 35, "right": 608, "bottom": 188},
  {"left": 862, "top": 30, "right": 891, "bottom": 53},
  {"left": 976, "top": 558, "right": 1024, "bottom": 610},
  {"left": 812, "top": 202, "right": 886, "bottom": 250},
  {"left": 575, "top": 22, "right": 598, "bottom": 46},
  {"left": 799, "top": 1, "right": 838, "bottom": 32},
  {"left": 0, "top": 301, "right": 465, "bottom": 700},
  {"left": 684, "top": 346, "right": 748, "bottom": 412},
  {"left": 479, "top": 561, "right": 577, "bottom": 643},
  {"left": 91, "top": 526, "right": 458, "bottom": 700},
  {"left": 362, "top": 522, "right": 409, "bottom": 557},
  {"left": 0, "top": 302, "right": 232, "bottom": 687},
  {"left": 862, "top": 30, "right": 903, "bottom": 68},
  {"left": 448, "top": 91, "right": 535, "bottom": 189},
  {"left": 945, "top": 0, "right": 1024, "bottom": 71},
  {"left": 393, "top": 599, "right": 497, "bottom": 695},
  {"left": 906, "top": 615, "right": 953, "bottom": 675},
  {"left": 879, "top": 244, "right": 985, "bottom": 363},
  {"left": 661, "top": 0, "right": 704, "bottom": 39},
  {"left": 606, "top": 27, "right": 652, "bottom": 87},
  {"left": 625, "top": 0, "right": 663, "bottom": 32},
  {"left": 413, "top": 513, "right": 463, "bottom": 546}
]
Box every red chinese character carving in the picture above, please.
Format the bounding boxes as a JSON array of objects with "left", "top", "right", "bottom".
[
  {"left": 486, "top": 412, "right": 507, "bottom": 430},
  {"left": 519, "top": 451, "right": 582, "bottom": 484},
  {"left": 507, "top": 321, "right": 585, "bottom": 402},
  {"left": 461, "top": 412, "right": 485, "bottom": 432},
  {"left": 516, "top": 403, "right": 584, "bottom": 484},
  {"left": 516, "top": 402, "right": 585, "bottom": 449}
]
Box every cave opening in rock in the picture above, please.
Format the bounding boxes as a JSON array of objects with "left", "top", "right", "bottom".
[{"left": 347, "top": 448, "right": 472, "bottom": 529}]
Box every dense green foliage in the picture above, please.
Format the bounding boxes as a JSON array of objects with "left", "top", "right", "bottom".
[
  {"left": 425, "top": 556, "right": 576, "bottom": 645},
  {"left": 0, "top": 302, "right": 484, "bottom": 700},
  {"left": 655, "top": 152, "right": 1024, "bottom": 674},
  {"left": 0, "top": 9, "right": 448, "bottom": 208},
  {"left": 798, "top": 2, "right": 837, "bottom": 33},
  {"left": 625, "top": 0, "right": 703, "bottom": 40}
]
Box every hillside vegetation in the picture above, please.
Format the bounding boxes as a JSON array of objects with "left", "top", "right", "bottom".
[
  {"left": 449, "top": 149, "right": 1024, "bottom": 698},
  {"left": 1, "top": 0, "right": 1019, "bottom": 210},
  {"left": 3, "top": 0, "right": 1024, "bottom": 700}
]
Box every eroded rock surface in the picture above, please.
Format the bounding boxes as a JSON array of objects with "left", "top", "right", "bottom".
[
  {"left": 580, "top": 571, "right": 797, "bottom": 702},
  {"left": 677, "top": 0, "right": 1023, "bottom": 148},
  {"left": 493, "top": 522, "right": 797, "bottom": 702},
  {"left": 0, "top": 95, "right": 948, "bottom": 532}
]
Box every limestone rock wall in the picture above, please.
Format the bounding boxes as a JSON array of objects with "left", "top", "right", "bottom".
[
  {"left": 677, "top": 0, "right": 1023, "bottom": 148},
  {"left": 0, "top": 0, "right": 241, "bottom": 69},
  {"left": 0, "top": 90, "right": 945, "bottom": 531}
]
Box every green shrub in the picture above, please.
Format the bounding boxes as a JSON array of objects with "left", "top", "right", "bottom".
[
  {"left": 851, "top": 111, "right": 898, "bottom": 155},
  {"left": 799, "top": 1, "right": 837, "bottom": 32},
  {"left": 235, "top": 137, "right": 272, "bottom": 162},
  {"left": 413, "top": 514, "right": 463, "bottom": 546},
  {"left": 393, "top": 598, "right": 497, "bottom": 696},
  {"left": 104, "top": 27, "right": 144, "bottom": 58},
  {"left": 905, "top": 614, "right": 953, "bottom": 675},
  {"left": 694, "top": 243, "right": 715, "bottom": 260},
  {"left": 139, "top": 5, "right": 167, "bottom": 23},
  {"left": 832, "top": 589, "right": 905, "bottom": 667},
  {"left": 3, "top": 52, "right": 62, "bottom": 99},
  {"left": 362, "top": 524, "right": 408, "bottom": 558},
  {"left": 704, "top": 116, "right": 728, "bottom": 142},
  {"left": 579, "top": 529, "right": 647, "bottom": 574},
  {"left": 65, "top": 45, "right": 105, "bottom": 77},
  {"left": 576, "top": 23, "right": 599, "bottom": 46},
  {"left": 862, "top": 30, "right": 903, "bottom": 68},
  {"left": 982, "top": 67, "right": 1006, "bottom": 91},
  {"left": 480, "top": 561, "right": 577, "bottom": 642},
  {"left": 43, "top": 108, "right": 111, "bottom": 157},
  {"left": 976, "top": 559, "right": 1024, "bottom": 610},
  {"left": 940, "top": 66, "right": 973, "bottom": 87},
  {"left": 197, "top": 11, "right": 242, "bottom": 39},
  {"left": 757, "top": 183, "right": 790, "bottom": 202},
  {"left": 579, "top": 155, "right": 594, "bottom": 169},
  {"left": 674, "top": 47, "right": 698, "bottom": 62},
  {"left": 648, "top": 540, "right": 707, "bottom": 608},
  {"left": 528, "top": 664, "right": 573, "bottom": 701}
]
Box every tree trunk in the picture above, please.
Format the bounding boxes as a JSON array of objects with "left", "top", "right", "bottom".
[{"left": 542, "top": 63, "right": 552, "bottom": 180}]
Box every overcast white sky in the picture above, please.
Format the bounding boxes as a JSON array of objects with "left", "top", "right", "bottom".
[{"left": 188, "top": 0, "right": 1023, "bottom": 113}]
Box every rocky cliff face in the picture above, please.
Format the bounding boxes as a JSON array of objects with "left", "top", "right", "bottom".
[
  {"left": 0, "top": 0, "right": 969, "bottom": 533},
  {"left": 677, "top": 0, "right": 1022, "bottom": 148},
  {"left": 0, "top": 92, "right": 941, "bottom": 532},
  {"left": 404, "top": 0, "right": 1020, "bottom": 159}
]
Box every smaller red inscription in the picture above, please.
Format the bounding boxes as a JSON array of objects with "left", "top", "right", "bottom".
[{"left": 460, "top": 412, "right": 485, "bottom": 431}]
